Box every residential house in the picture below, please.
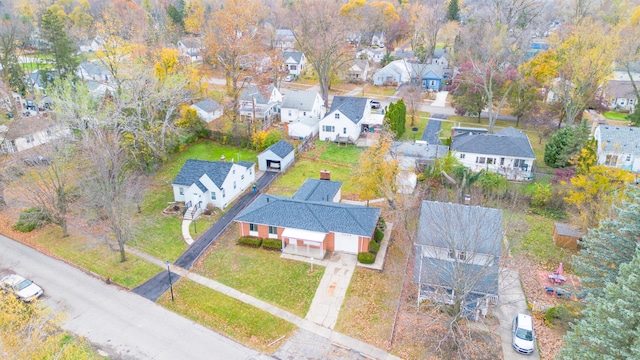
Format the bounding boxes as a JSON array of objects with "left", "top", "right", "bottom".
[
  {"left": 282, "top": 51, "right": 306, "bottom": 77},
  {"left": 371, "top": 33, "right": 385, "bottom": 47},
  {"left": 177, "top": 38, "right": 204, "bottom": 63},
  {"left": 450, "top": 127, "right": 536, "bottom": 181},
  {"left": 172, "top": 159, "right": 256, "bottom": 211},
  {"left": 391, "top": 141, "right": 448, "bottom": 171},
  {"left": 356, "top": 48, "right": 385, "bottom": 63},
  {"left": 281, "top": 89, "right": 325, "bottom": 138},
  {"left": 431, "top": 48, "right": 450, "bottom": 69},
  {"left": 414, "top": 201, "right": 502, "bottom": 320},
  {"left": 0, "top": 89, "right": 23, "bottom": 112},
  {"left": 319, "top": 96, "right": 371, "bottom": 143},
  {"left": 593, "top": 125, "right": 640, "bottom": 172},
  {"left": 234, "top": 178, "right": 380, "bottom": 258},
  {"left": 346, "top": 59, "right": 370, "bottom": 83},
  {"left": 26, "top": 70, "right": 56, "bottom": 93},
  {"left": 394, "top": 49, "right": 416, "bottom": 61},
  {"left": 412, "top": 63, "right": 446, "bottom": 91},
  {"left": 257, "top": 140, "right": 295, "bottom": 172},
  {"left": 239, "top": 84, "right": 283, "bottom": 129},
  {"left": 604, "top": 80, "right": 637, "bottom": 113},
  {"left": 0, "top": 115, "right": 70, "bottom": 154},
  {"left": 274, "top": 29, "right": 296, "bottom": 51},
  {"left": 191, "top": 98, "right": 223, "bottom": 123},
  {"left": 78, "top": 35, "right": 105, "bottom": 53},
  {"left": 86, "top": 80, "right": 115, "bottom": 98},
  {"left": 373, "top": 59, "right": 413, "bottom": 86},
  {"left": 77, "top": 61, "right": 112, "bottom": 84}
]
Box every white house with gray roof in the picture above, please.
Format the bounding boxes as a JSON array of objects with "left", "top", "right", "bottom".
[
  {"left": 451, "top": 127, "right": 535, "bottom": 181},
  {"left": 282, "top": 51, "right": 306, "bottom": 77},
  {"left": 239, "top": 84, "right": 283, "bottom": 129},
  {"left": 234, "top": 178, "right": 379, "bottom": 258},
  {"left": 281, "top": 90, "right": 325, "bottom": 138},
  {"left": 414, "top": 201, "right": 502, "bottom": 319},
  {"left": 191, "top": 98, "right": 222, "bottom": 123},
  {"left": 593, "top": 125, "right": 640, "bottom": 172},
  {"left": 257, "top": 140, "right": 295, "bottom": 172},
  {"left": 172, "top": 159, "right": 255, "bottom": 211},
  {"left": 373, "top": 59, "right": 413, "bottom": 86},
  {"left": 77, "top": 61, "right": 112, "bottom": 84},
  {"left": 319, "top": 96, "right": 371, "bottom": 143}
]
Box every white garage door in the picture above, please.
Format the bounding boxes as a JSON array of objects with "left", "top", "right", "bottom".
[{"left": 334, "top": 232, "right": 359, "bottom": 254}]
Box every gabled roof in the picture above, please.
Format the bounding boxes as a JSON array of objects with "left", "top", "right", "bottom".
[
  {"left": 350, "top": 59, "right": 369, "bottom": 73},
  {"left": 281, "top": 90, "right": 321, "bottom": 111},
  {"left": 283, "top": 51, "right": 304, "bottom": 64},
  {"left": 178, "top": 37, "right": 203, "bottom": 49},
  {"left": 451, "top": 127, "right": 535, "bottom": 158},
  {"left": 412, "top": 63, "right": 444, "bottom": 79},
  {"left": 596, "top": 125, "right": 640, "bottom": 156},
  {"left": 605, "top": 80, "right": 637, "bottom": 98},
  {"left": 275, "top": 29, "right": 295, "bottom": 39},
  {"left": 240, "top": 84, "right": 275, "bottom": 105},
  {"left": 327, "top": 96, "right": 368, "bottom": 124},
  {"left": 235, "top": 194, "right": 380, "bottom": 237},
  {"left": 378, "top": 59, "right": 412, "bottom": 80},
  {"left": 292, "top": 179, "right": 342, "bottom": 202},
  {"left": 79, "top": 61, "right": 110, "bottom": 77},
  {"left": 172, "top": 159, "right": 252, "bottom": 188},
  {"left": 193, "top": 98, "right": 220, "bottom": 112},
  {"left": 417, "top": 201, "right": 503, "bottom": 256},
  {"left": 262, "top": 140, "right": 294, "bottom": 158}
]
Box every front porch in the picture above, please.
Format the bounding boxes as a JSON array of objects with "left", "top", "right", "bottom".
[
  {"left": 282, "top": 243, "right": 326, "bottom": 259},
  {"left": 281, "top": 227, "right": 327, "bottom": 259}
]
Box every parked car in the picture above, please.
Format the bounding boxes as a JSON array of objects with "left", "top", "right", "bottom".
[
  {"left": 0, "top": 274, "right": 44, "bottom": 302},
  {"left": 512, "top": 313, "right": 535, "bottom": 355},
  {"left": 370, "top": 100, "right": 381, "bottom": 109},
  {"left": 285, "top": 75, "right": 293, "bottom": 82},
  {"left": 22, "top": 155, "right": 51, "bottom": 166}
]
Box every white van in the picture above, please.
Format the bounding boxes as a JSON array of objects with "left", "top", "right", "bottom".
[{"left": 512, "top": 313, "right": 535, "bottom": 354}]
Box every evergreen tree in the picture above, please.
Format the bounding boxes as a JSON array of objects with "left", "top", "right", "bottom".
[
  {"left": 167, "top": 4, "right": 184, "bottom": 29},
  {"left": 543, "top": 119, "right": 589, "bottom": 168},
  {"left": 446, "top": 0, "right": 460, "bottom": 22},
  {"left": 572, "top": 185, "right": 640, "bottom": 298},
  {"left": 384, "top": 100, "right": 406, "bottom": 138},
  {"left": 40, "top": 7, "right": 78, "bottom": 79},
  {"left": 558, "top": 249, "right": 640, "bottom": 359}
]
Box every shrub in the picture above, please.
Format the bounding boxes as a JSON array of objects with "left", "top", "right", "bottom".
[
  {"left": 13, "top": 207, "right": 50, "bottom": 233},
  {"left": 368, "top": 240, "right": 380, "bottom": 254},
  {"left": 357, "top": 252, "right": 376, "bottom": 264},
  {"left": 262, "top": 239, "right": 282, "bottom": 250},
  {"left": 237, "top": 237, "right": 262, "bottom": 247},
  {"left": 374, "top": 228, "right": 384, "bottom": 243},
  {"left": 376, "top": 217, "right": 386, "bottom": 232}
]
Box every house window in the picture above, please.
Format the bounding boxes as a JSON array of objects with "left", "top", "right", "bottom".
[
  {"left": 179, "top": 187, "right": 184, "bottom": 195},
  {"left": 627, "top": 154, "right": 631, "bottom": 162},
  {"left": 343, "top": 127, "right": 347, "bottom": 134},
  {"left": 233, "top": 169, "right": 235, "bottom": 174},
  {"left": 323, "top": 125, "right": 335, "bottom": 132},
  {"left": 605, "top": 155, "right": 618, "bottom": 166},
  {"left": 222, "top": 189, "right": 226, "bottom": 198},
  {"left": 335, "top": 113, "right": 340, "bottom": 119},
  {"left": 630, "top": 99, "right": 635, "bottom": 105},
  {"left": 303, "top": 111, "right": 306, "bottom": 116},
  {"left": 288, "top": 110, "right": 292, "bottom": 116},
  {"left": 500, "top": 158, "right": 505, "bottom": 166},
  {"left": 241, "top": 175, "right": 245, "bottom": 180},
  {"left": 430, "top": 80, "right": 436, "bottom": 87},
  {"left": 249, "top": 168, "right": 252, "bottom": 175},
  {"left": 476, "top": 157, "right": 486, "bottom": 164},
  {"left": 25, "top": 135, "right": 34, "bottom": 143},
  {"left": 290, "top": 65, "right": 297, "bottom": 70},
  {"left": 487, "top": 158, "right": 495, "bottom": 165},
  {"left": 268, "top": 226, "right": 277, "bottom": 235},
  {"left": 233, "top": 181, "right": 236, "bottom": 190},
  {"left": 458, "top": 251, "right": 467, "bottom": 261},
  {"left": 514, "top": 159, "right": 526, "bottom": 168},
  {"left": 211, "top": 192, "right": 216, "bottom": 200},
  {"left": 249, "top": 223, "right": 258, "bottom": 232},
  {"left": 459, "top": 154, "right": 465, "bottom": 159},
  {"left": 448, "top": 249, "right": 455, "bottom": 259}
]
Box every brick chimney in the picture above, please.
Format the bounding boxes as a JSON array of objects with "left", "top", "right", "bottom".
[{"left": 320, "top": 170, "right": 331, "bottom": 180}]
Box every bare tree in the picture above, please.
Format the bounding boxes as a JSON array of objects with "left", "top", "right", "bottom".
[
  {"left": 398, "top": 84, "right": 424, "bottom": 128},
  {"left": 412, "top": 0, "right": 449, "bottom": 62},
  {"left": 288, "top": 0, "right": 351, "bottom": 106}
]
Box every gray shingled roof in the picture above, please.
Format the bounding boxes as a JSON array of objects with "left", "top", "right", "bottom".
[
  {"left": 193, "top": 98, "right": 220, "bottom": 112},
  {"left": 293, "top": 179, "right": 342, "bottom": 202},
  {"left": 283, "top": 51, "right": 304, "bottom": 63},
  {"left": 417, "top": 201, "right": 503, "bottom": 256},
  {"left": 79, "top": 61, "right": 110, "bottom": 77},
  {"left": 605, "top": 80, "right": 637, "bottom": 98},
  {"left": 597, "top": 125, "right": 640, "bottom": 155},
  {"left": 263, "top": 140, "right": 294, "bottom": 158},
  {"left": 240, "top": 85, "right": 274, "bottom": 104},
  {"left": 328, "top": 96, "right": 368, "bottom": 124},
  {"left": 172, "top": 159, "right": 251, "bottom": 188},
  {"left": 281, "top": 90, "right": 321, "bottom": 111},
  {"left": 554, "top": 222, "right": 583, "bottom": 238},
  {"left": 414, "top": 257, "right": 499, "bottom": 296},
  {"left": 235, "top": 194, "right": 380, "bottom": 237},
  {"left": 451, "top": 127, "right": 535, "bottom": 158}
]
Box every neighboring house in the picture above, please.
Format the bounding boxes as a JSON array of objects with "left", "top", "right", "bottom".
[
  {"left": 281, "top": 89, "right": 325, "bottom": 138},
  {"left": 346, "top": 59, "right": 370, "bottom": 83},
  {"left": 78, "top": 36, "right": 105, "bottom": 53},
  {"left": 77, "top": 61, "right": 112, "bottom": 83},
  {"left": 0, "top": 115, "right": 70, "bottom": 154},
  {"left": 391, "top": 141, "right": 448, "bottom": 171},
  {"left": 414, "top": 201, "right": 502, "bottom": 320},
  {"left": 412, "top": 63, "right": 446, "bottom": 91},
  {"left": 431, "top": 48, "right": 450, "bottom": 70},
  {"left": 234, "top": 178, "right": 380, "bottom": 258},
  {"left": 356, "top": 48, "right": 385, "bottom": 63},
  {"left": 373, "top": 59, "right": 413, "bottom": 86},
  {"left": 191, "top": 98, "right": 223, "bottom": 123},
  {"left": 257, "top": 140, "right": 295, "bottom": 172},
  {"left": 593, "top": 125, "right": 640, "bottom": 172},
  {"left": 282, "top": 51, "right": 306, "bottom": 77},
  {"left": 450, "top": 127, "right": 536, "bottom": 181},
  {"left": 274, "top": 29, "right": 296, "bottom": 51},
  {"left": 86, "top": 80, "right": 115, "bottom": 98},
  {"left": 319, "top": 96, "right": 371, "bottom": 143},
  {"left": 26, "top": 70, "right": 56, "bottom": 93},
  {"left": 172, "top": 159, "right": 256, "bottom": 211},
  {"left": 177, "top": 38, "right": 204, "bottom": 63},
  {"left": 394, "top": 49, "right": 416, "bottom": 61},
  {"left": 0, "top": 89, "right": 23, "bottom": 112},
  {"left": 239, "top": 84, "right": 283, "bottom": 129},
  {"left": 604, "top": 80, "right": 637, "bottom": 113},
  {"left": 371, "top": 32, "right": 384, "bottom": 47}
]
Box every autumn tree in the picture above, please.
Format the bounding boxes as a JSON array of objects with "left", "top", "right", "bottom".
[
  {"left": 544, "top": 119, "right": 590, "bottom": 168},
  {"left": 288, "top": 0, "right": 351, "bottom": 106},
  {"left": 507, "top": 76, "right": 541, "bottom": 127},
  {"left": 184, "top": 0, "right": 206, "bottom": 35},
  {"left": 94, "top": 12, "right": 137, "bottom": 95},
  {"left": 616, "top": 6, "right": 640, "bottom": 125},
  {"left": 410, "top": 0, "right": 448, "bottom": 62},
  {"left": 40, "top": 5, "right": 78, "bottom": 79},
  {"left": 399, "top": 85, "right": 423, "bottom": 128},
  {"left": 68, "top": 0, "right": 93, "bottom": 40},
  {"left": 352, "top": 130, "right": 399, "bottom": 203}
]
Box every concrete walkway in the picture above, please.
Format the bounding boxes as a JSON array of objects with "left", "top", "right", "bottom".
[
  {"left": 181, "top": 219, "right": 194, "bottom": 245},
  {"left": 431, "top": 91, "right": 448, "bottom": 107}
]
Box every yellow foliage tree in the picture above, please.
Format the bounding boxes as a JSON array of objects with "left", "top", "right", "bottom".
[
  {"left": 351, "top": 130, "right": 399, "bottom": 202},
  {"left": 184, "top": 0, "right": 205, "bottom": 35},
  {"left": 564, "top": 165, "right": 634, "bottom": 229},
  {"left": 154, "top": 48, "right": 180, "bottom": 81}
]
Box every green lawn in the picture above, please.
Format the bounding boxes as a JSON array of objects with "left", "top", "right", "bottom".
[
  {"left": 318, "top": 143, "right": 364, "bottom": 166},
  {"left": 364, "top": 86, "right": 397, "bottom": 97},
  {"left": 132, "top": 140, "right": 258, "bottom": 261},
  {"left": 269, "top": 158, "right": 356, "bottom": 196},
  {"left": 603, "top": 111, "right": 629, "bottom": 121},
  {"left": 157, "top": 278, "right": 296, "bottom": 353},
  {"left": 398, "top": 113, "right": 430, "bottom": 141}
]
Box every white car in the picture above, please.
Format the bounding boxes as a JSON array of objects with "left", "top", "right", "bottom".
[
  {"left": 512, "top": 313, "right": 535, "bottom": 354},
  {"left": 285, "top": 75, "right": 293, "bottom": 82},
  {"left": 0, "top": 274, "right": 44, "bottom": 302}
]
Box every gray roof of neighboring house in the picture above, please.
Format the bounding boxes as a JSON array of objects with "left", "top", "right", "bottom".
[
  {"left": 292, "top": 179, "right": 342, "bottom": 202},
  {"left": 281, "top": 90, "right": 321, "bottom": 111},
  {"left": 234, "top": 194, "right": 380, "bottom": 237},
  {"left": 283, "top": 51, "right": 304, "bottom": 63},
  {"left": 240, "top": 84, "right": 274, "bottom": 105},
  {"left": 415, "top": 257, "right": 499, "bottom": 297},
  {"left": 276, "top": 29, "right": 295, "bottom": 39},
  {"left": 596, "top": 125, "right": 640, "bottom": 155},
  {"left": 433, "top": 48, "right": 449, "bottom": 59},
  {"left": 172, "top": 159, "right": 252, "bottom": 188},
  {"left": 79, "top": 61, "right": 110, "bottom": 77},
  {"left": 417, "top": 201, "right": 503, "bottom": 256},
  {"left": 451, "top": 127, "right": 535, "bottom": 158},
  {"left": 328, "top": 96, "right": 368, "bottom": 124},
  {"left": 262, "top": 140, "right": 294, "bottom": 158},
  {"left": 605, "top": 80, "right": 637, "bottom": 99},
  {"left": 391, "top": 141, "right": 448, "bottom": 159},
  {"left": 193, "top": 98, "right": 220, "bottom": 112},
  {"left": 412, "top": 63, "right": 444, "bottom": 79}
]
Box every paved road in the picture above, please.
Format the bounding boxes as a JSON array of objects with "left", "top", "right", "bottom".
[
  {"left": 134, "top": 171, "right": 279, "bottom": 301},
  {"left": 0, "top": 234, "right": 262, "bottom": 360}
]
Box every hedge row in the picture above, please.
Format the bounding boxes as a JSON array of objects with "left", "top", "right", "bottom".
[
  {"left": 237, "top": 237, "right": 282, "bottom": 251},
  {"left": 358, "top": 252, "right": 376, "bottom": 264},
  {"left": 238, "top": 237, "right": 262, "bottom": 247}
]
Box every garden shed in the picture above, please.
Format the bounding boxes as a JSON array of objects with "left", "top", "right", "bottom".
[
  {"left": 553, "top": 223, "right": 583, "bottom": 249},
  {"left": 257, "top": 140, "right": 295, "bottom": 172}
]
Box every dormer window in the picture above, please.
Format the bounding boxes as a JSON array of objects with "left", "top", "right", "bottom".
[{"left": 335, "top": 113, "right": 340, "bottom": 119}]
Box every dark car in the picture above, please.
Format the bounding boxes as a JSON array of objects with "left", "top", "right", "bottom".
[
  {"left": 370, "top": 100, "right": 381, "bottom": 109},
  {"left": 23, "top": 155, "right": 51, "bottom": 166}
]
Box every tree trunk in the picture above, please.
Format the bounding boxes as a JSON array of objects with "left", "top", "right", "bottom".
[{"left": 0, "top": 179, "right": 6, "bottom": 210}]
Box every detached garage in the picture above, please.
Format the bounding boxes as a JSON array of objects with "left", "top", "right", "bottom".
[{"left": 257, "top": 140, "right": 295, "bottom": 172}]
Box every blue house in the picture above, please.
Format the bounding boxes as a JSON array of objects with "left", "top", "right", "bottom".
[{"left": 412, "top": 64, "right": 446, "bottom": 91}]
